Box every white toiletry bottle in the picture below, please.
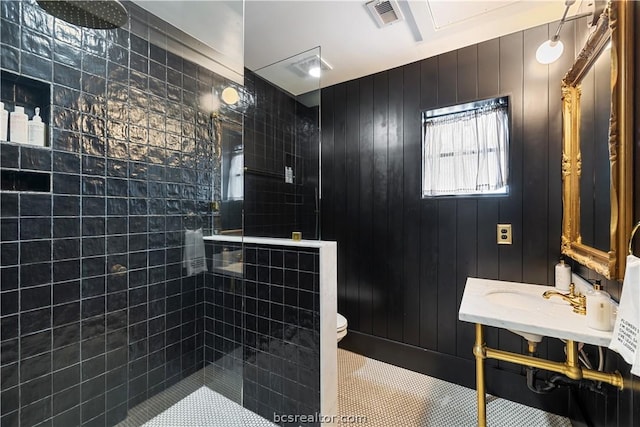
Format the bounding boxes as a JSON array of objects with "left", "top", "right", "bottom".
[
  {"left": 555, "top": 259, "right": 571, "bottom": 291},
  {"left": 28, "top": 107, "right": 46, "bottom": 146},
  {"left": 9, "top": 105, "right": 28, "bottom": 143},
  {"left": 0, "top": 102, "right": 7, "bottom": 141},
  {"left": 587, "top": 280, "right": 612, "bottom": 331}
]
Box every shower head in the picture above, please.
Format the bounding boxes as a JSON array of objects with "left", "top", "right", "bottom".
[{"left": 36, "top": 0, "right": 128, "bottom": 29}]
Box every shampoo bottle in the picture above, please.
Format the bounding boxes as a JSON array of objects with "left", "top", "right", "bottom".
[
  {"left": 28, "top": 107, "right": 46, "bottom": 146},
  {"left": 0, "top": 102, "right": 7, "bottom": 141},
  {"left": 586, "top": 280, "right": 612, "bottom": 331},
  {"left": 9, "top": 106, "right": 28, "bottom": 144}
]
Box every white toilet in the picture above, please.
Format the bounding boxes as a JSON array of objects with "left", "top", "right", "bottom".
[{"left": 337, "top": 313, "right": 348, "bottom": 342}]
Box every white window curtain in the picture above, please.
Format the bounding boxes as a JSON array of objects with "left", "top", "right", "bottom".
[{"left": 422, "top": 104, "right": 509, "bottom": 196}]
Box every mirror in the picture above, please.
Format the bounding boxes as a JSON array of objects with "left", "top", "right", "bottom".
[
  {"left": 561, "top": 1, "right": 634, "bottom": 280},
  {"left": 579, "top": 31, "right": 611, "bottom": 251}
]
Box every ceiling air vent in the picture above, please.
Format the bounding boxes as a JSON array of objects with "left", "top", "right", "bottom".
[{"left": 366, "top": 0, "right": 404, "bottom": 27}]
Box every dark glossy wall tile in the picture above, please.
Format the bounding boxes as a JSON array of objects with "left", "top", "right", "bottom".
[
  {"left": 0, "top": 0, "right": 236, "bottom": 425},
  {"left": 204, "top": 242, "right": 321, "bottom": 426}
]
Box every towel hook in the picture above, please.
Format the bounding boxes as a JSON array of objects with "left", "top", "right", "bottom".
[{"left": 628, "top": 221, "right": 640, "bottom": 255}]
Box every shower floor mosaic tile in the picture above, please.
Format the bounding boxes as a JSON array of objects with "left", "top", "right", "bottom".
[
  {"left": 337, "top": 348, "right": 572, "bottom": 427},
  {"left": 141, "top": 387, "right": 276, "bottom": 427}
]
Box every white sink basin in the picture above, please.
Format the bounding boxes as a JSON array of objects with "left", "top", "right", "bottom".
[
  {"left": 459, "top": 278, "right": 614, "bottom": 347},
  {"left": 485, "top": 291, "right": 542, "bottom": 310},
  {"left": 483, "top": 291, "right": 544, "bottom": 342}
]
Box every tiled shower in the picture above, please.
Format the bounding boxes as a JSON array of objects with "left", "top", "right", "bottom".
[
  {"left": 0, "top": 0, "right": 219, "bottom": 424},
  {"left": 0, "top": 1, "right": 322, "bottom": 426}
]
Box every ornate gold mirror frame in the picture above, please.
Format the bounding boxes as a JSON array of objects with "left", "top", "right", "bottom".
[{"left": 561, "top": 0, "right": 634, "bottom": 280}]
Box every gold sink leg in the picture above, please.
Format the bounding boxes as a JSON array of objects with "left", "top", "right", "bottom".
[
  {"left": 564, "top": 340, "right": 583, "bottom": 380},
  {"left": 473, "top": 323, "right": 487, "bottom": 427}
]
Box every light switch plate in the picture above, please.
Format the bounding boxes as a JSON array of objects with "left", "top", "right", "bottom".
[{"left": 497, "top": 224, "right": 512, "bottom": 245}]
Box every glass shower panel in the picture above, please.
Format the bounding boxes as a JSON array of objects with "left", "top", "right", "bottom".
[
  {"left": 247, "top": 47, "right": 322, "bottom": 240},
  {"left": 114, "top": 2, "right": 246, "bottom": 426}
]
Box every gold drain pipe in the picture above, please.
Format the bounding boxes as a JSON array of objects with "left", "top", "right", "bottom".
[{"left": 473, "top": 324, "right": 624, "bottom": 427}]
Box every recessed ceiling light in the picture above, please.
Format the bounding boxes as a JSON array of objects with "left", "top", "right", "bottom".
[
  {"left": 308, "top": 66, "right": 321, "bottom": 78},
  {"left": 290, "top": 55, "right": 332, "bottom": 79}
]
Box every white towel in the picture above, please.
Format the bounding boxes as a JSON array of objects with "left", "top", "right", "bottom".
[
  {"left": 183, "top": 228, "right": 208, "bottom": 276},
  {"left": 609, "top": 254, "right": 640, "bottom": 374},
  {"left": 227, "top": 153, "right": 243, "bottom": 200}
]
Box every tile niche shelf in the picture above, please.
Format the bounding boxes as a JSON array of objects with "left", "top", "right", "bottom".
[
  {"left": 0, "top": 70, "right": 51, "bottom": 147},
  {"left": 1, "top": 71, "right": 52, "bottom": 193}
]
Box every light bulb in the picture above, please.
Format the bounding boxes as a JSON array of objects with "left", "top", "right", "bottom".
[
  {"left": 536, "top": 39, "right": 564, "bottom": 64},
  {"left": 308, "top": 66, "right": 321, "bottom": 78}
]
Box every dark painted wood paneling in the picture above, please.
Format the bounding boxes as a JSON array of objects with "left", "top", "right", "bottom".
[
  {"left": 455, "top": 199, "right": 478, "bottom": 360},
  {"left": 522, "top": 25, "right": 550, "bottom": 286},
  {"left": 418, "top": 57, "right": 439, "bottom": 350},
  {"left": 457, "top": 45, "right": 478, "bottom": 103},
  {"left": 372, "top": 72, "right": 389, "bottom": 338},
  {"left": 320, "top": 86, "right": 335, "bottom": 242},
  {"left": 419, "top": 199, "right": 439, "bottom": 351},
  {"left": 438, "top": 51, "right": 458, "bottom": 105},
  {"left": 358, "top": 76, "right": 374, "bottom": 334},
  {"left": 333, "top": 85, "right": 348, "bottom": 325},
  {"left": 497, "top": 31, "right": 524, "bottom": 284},
  {"left": 402, "top": 62, "right": 422, "bottom": 347},
  {"left": 387, "top": 66, "right": 405, "bottom": 343},
  {"left": 344, "top": 81, "right": 361, "bottom": 330},
  {"left": 436, "top": 199, "right": 457, "bottom": 355}
]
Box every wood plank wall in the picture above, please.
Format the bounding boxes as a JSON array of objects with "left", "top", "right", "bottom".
[
  {"left": 320, "top": 20, "right": 586, "bottom": 413},
  {"left": 322, "top": 19, "right": 579, "bottom": 364}
]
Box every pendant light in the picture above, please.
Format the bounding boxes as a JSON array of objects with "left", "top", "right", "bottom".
[{"left": 536, "top": 0, "right": 600, "bottom": 65}]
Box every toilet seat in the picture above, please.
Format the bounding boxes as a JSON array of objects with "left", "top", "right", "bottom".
[{"left": 337, "top": 313, "right": 348, "bottom": 332}]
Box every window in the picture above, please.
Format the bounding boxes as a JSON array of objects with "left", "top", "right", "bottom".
[{"left": 421, "top": 96, "right": 509, "bottom": 197}]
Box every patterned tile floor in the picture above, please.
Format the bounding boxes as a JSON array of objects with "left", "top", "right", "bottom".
[
  {"left": 337, "top": 348, "right": 572, "bottom": 427},
  {"left": 141, "top": 387, "right": 276, "bottom": 427},
  {"left": 133, "top": 348, "right": 571, "bottom": 426}
]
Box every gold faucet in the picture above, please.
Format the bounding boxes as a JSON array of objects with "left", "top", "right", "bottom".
[{"left": 542, "top": 283, "right": 586, "bottom": 315}]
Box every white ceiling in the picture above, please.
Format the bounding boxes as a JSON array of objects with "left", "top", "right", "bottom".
[
  {"left": 135, "top": 1, "right": 577, "bottom": 95},
  {"left": 244, "top": 1, "right": 571, "bottom": 95}
]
